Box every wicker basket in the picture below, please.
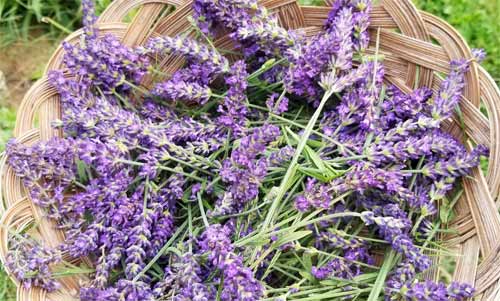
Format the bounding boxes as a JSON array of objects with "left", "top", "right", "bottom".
[{"left": 1, "top": 0, "right": 500, "bottom": 300}]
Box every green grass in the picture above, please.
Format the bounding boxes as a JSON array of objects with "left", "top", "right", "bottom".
[
  {"left": 0, "top": 107, "right": 16, "bottom": 301},
  {"left": 413, "top": 0, "right": 500, "bottom": 82},
  {"left": 0, "top": 107, "right": 16, "bottom": 151},
  {"left": 0, "top": 0, "right": 111, "bottom": 47},
  {"left": 0, "top": 265, "right": 16, "bottom": 301}
]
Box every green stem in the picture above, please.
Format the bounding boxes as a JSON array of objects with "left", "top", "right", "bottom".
[
  {"left": 248, "top": 103, "right": 356, "bottom": 155},
  {"left": 259, "top": 88, "right": 336, "bottom": 232},
  {"left": 247, "top": 58, "right": 286, "bottom": 81},
  {"left": 157, "top": 165, "right": 205, "bottom": 182},
  {"left": 188, "top": 204, "right": 193, "bottom": 253},
  {"left": 41, "top": 17, "right": 72, "bottom": 34},
  {"left": 133, "top": 220, "right": 187, "bottom": 282},
  {"left": 367, "top": 249, "right": 396, "bottom": 301},
  {"left": 197, "top": 192, "right": 210, "bottom": 228}
]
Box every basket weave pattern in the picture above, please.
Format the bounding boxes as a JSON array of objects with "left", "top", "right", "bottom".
[{"left": 1, "top": 0, "right": 500, "bottom": 300}]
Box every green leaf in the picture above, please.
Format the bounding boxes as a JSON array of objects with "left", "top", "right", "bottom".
[
  {"left": 275, "top": 230, "right": 312, "bottom": 246},
  {"left": 76, "top": 159, "right": 88, "bottom": 183},
  {"left": 298, "top": 166, "right": 330, "bottom": 182},
  {"left": 299, "top": 270, "right": 316, "bottom": 282},
  {"left": 302, "top": 250, "right": 313, "bottom": 272},
  {"left": 367, "top": 249, "right": 397, "bottom": 301},
  {"left": 285, "top": 127, "right": 324, "bottom": 148},
  {"left": 304, "top": 145, "right": 326, "bottom": 171},
  {"left": 31, "top": 0, "right": 42, "bottom": 20}
]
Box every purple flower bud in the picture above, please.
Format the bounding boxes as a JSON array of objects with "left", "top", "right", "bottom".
[
  {"left": 421, "top": 145, "right": 488, "bottom": 179},
  {"left": 430, "top": 59, "right": 469, "bottom": 121},
  {"left": 152, "top": 79, "right": 212, "bottom": 104},
  {"left": 214, "top": 124, "right": 280, "bottom": 215},
  {"left": 198, "top": 225, "right": 264, "bottom": 300},
  {"left": 471, "top": 48, "right": 486, "bottom": 63},
  {"left": 143, "top": 36, "right": 229, "bottom": 76},
  {"left": 217, "top": 60, "right": 249, "bottom": 135},
  {"left": 294, "top": 178, "right": 333, "bottom": 212},
  {"left": 265, "top": 93, "right": 289, "bottom": 115},
  {"left": 5, "top": 235, "right": 62, "bottom": 292}
]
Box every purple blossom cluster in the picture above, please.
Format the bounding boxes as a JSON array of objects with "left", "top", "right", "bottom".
[
  {"left": 5, "top": 235, "right": 62, "bottom": 292},
  {"left": 193, "top": 0, "right": 295, "bottom": 56},
  {"left": 285, "top": 1, "right": 371, "bottom": 100},
  {"left": 198, "top": 224, "right": 264, "bottom": 301},
  {"left": 215, "top": 124, "right": 284, "bottom": 215},
  {"left": 3, "top": 0, "right": 485, "bottom": 300},
  {"left": 312, "top": 231, "right": 373, "bottom": 280},
  {"left": 62, "top": 0, "right": 148, "bottom": 93},
  {"left": 217, "top": 60, "right": 249, "bottom": 134},
  {"left": 152, "top": 253, "right": 215, "bottom": 300},
  {"left": 386, "top": 262, "right": 474, "bottom": 301}
]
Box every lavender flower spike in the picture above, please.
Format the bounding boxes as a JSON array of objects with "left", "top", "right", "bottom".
[
  {"left": 5, "top": 235, "right": 62, "bottom": 292},
  {"left": 471, "top": 48, "right": 486, "bottom": 63},
  {"left": 81, "top": 0, "right": 98, "bottom": 37},
  {"left": 429, "top": 59, "right": 469, "bottom": 120},
  {"left": 143, "top": 36, "right": 229, "bottom": 75},
  {"left": 152, "top": 80, "right": 212, "bottom": 104}
]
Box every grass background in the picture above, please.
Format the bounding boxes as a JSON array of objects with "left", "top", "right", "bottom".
[{"left": 0, "top": 0, "right": 498, "bottom": 300}]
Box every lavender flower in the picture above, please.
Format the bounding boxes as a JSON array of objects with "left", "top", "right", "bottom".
[
  {"left": 294, "top": 178, "right": 333, "bottom": 212},
  {"left": 429, "top": 59, "right": 469, "bottom": 121},
  {"left": 341, "top": 163, "right": 415, "bottom": 202},
  {"left": 361, "top": 212, "right": 431, "bottom": 272},
  {"left": 217, "top": 60, "right": 249, "bottom": 134},
  {"left": 378, "top": 86, "right": 433, "bottom": 129},
  {"left": 80, "top": 279, "right": 154, "bottom": 301},
  {"left": 351, "top": 0, "right": 371, "bottom": 51},
  {"left": 198, "top": 225, "right": 264, "bottom": 301},
  {"left": 214, "top": 124, "right": 280, "bottom": 215},
  {"left": 198, "top": 224, "right": 233, "bottom": 265},
  {"left": 152, "top": 79, "right": 212, "bottom": 104},
  {"left": 125, "top": 213, "right": 153, "bottom": 279},
  {"left": 385, "top": 267, "right": 475, "bottom": 301},
  {"left": 5, "top": 235, "right": 62, "bottom": 292},
  {"left": 62, "top": 32, "right": 149, "bottom": 92},
  {"left": 336, "top": 60, "right": 384, "bottom": 129},
  {"left": 312, "top": 230, "right": 373, "bottom": 280},
  {"left": 366, "top": 130, "right": 466, "bottom": 165},
  {"left": 268, "top": 145, "right": 294, "bottom": 166},
  {"left": 265, "top": 92, "right": 289, "bottom": 115},
  {"left": 421, "top": 145, "right": 488, "bottom": 179},
  {"left": 193, "top": 0, "right": 261, "bottom": 36},
  {"left": 6, "top": 137, "right": 77, "bottom": 219},
  {"left": 81, "top": 0, "right": 97, "bottom": 37},
  {"left": 193, "top": 0, "right": 295, "bottom": 56},
  {"left": 471, "top": 48, "right": 486, "bottom": 63},
  {"left": 143, "top": 36, "right": 229, "bottom": 75},
  {"left": 153, "top": 253, "right": 214, "bottom": 300},
  {"left": 447, "top": 282, "right": 475, "bottom": 300},
  {"left": 285, "top": 7, "right": 355, "bottom": 99},
  {"left": 324, "top": 0, "right": 371, "bottom": 52},
  {"left": 234, "top": 17, "right": 296, "bottom": 54},
  {"left": 220, "top": 253, "right": 264, "bottom": 301}
]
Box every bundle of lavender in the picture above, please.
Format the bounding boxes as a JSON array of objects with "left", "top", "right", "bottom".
[{"left": 4, "top": 0, "right": 487, "bottom": 300}]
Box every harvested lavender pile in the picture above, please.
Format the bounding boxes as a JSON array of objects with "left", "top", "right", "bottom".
[{"left": 4, "top": 0, "right": 487, "bottom": 300}]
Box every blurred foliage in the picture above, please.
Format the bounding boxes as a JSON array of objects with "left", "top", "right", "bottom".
[
  {"left": 0, "top": 107, "right": 16, "bottom": 151},
  {"left": 0, "top": 264, "right": 16, "bottom": 301},
  {"left": 0, "top": 0, "right": 111, "bottom": 47},
  {"left": 413, "top": 0, "right": 500, "bottom": 83}
]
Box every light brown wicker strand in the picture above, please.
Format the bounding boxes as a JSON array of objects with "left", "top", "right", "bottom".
[
  {"left": 1, "top": 0, "right": 500, "bottom": 300},
  {"left": 380, "top": 0, "right": 433, "bottom": 89}
]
